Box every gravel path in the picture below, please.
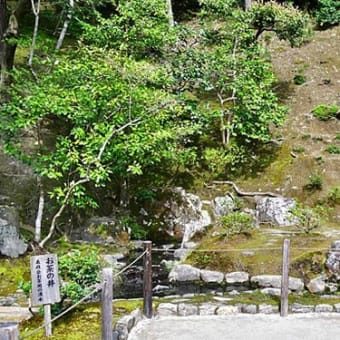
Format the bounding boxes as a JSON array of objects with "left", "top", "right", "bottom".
[{"left": 128, "top": 314, "right": 340, "bottom": 340}]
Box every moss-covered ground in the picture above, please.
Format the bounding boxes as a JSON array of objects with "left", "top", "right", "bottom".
[
  {"left": 19, "top": 299, "right": 143, "bottom": 340},
  {"left": 185, "top": 227, "right": 335, "bottom": 281},
  {"left": 0, "top": 256, "right": 31, "bottom": 296}
]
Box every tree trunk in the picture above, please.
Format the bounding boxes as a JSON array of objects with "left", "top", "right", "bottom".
[
  {"left": 166, "top": 0, "right": 174, "bottom": 27},
  {"left": 56, "top": 0, "right": 74, "bottom": 50},
  {"left": 245, "top": 0, "right": 252, "bottom": 11},
  {"left": 0, "top": 0, "right": 9, "bottom": 86},
  {"left": 0, "top": 0, "right": 30, "bottom": 87}
]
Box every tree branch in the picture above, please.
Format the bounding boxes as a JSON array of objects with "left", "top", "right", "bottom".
[
  {"left": 212, "top": 180, "right": 282, "bottom": 197},
  {"left": 39, "top": 117, "right": 143, "bottom": 247},
  {"left": 55, "top": 0, "right": 74, "bottom": 51},
  {"left": 27, "top": 0, "right": 40, "bottom": 79}
]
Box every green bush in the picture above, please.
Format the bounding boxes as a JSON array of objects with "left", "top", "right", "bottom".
[
  {"left": 312, "top": 104, "right": 339, "bottom": 121},
  {"left": 120, "top": 216, "right": 147, "bottom": 240},
  {"left": 59, "top": 250, "right": 100, "bottom": 302},
  {"left": 325, "top": 144, "right": 340, "bottom": 154},
  {"left": 328, "top": 186, "right": 340, "bottom": 205},
  {"left": 218, "top": 212, "right": 254, "bottom": 238},
  {"left": 293, "top": 74, "right": 306, "bottom": 85},
  {"left": 305, "top": 172, "right": 323, "bottom": 191},
  {"left": 315, "top": 0, "right": 340, "bottom": 28},
  {"left": 289, "top": 204, "right": 321, "bottom": 234}
]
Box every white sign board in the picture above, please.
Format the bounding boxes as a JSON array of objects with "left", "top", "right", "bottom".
[{"left": 30, "top": 254, "right": 61, "bottom": 306}]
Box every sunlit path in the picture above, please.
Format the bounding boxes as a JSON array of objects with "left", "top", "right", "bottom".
[{"left": 128, "top": 314, "right": 340, "bottom": 340}]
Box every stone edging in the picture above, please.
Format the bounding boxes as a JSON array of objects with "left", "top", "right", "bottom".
[{"left": 113, "top": 308, "right": 142, "bottom": 340}]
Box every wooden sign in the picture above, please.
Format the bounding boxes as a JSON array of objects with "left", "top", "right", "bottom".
[{"left": 30, "top": 254, "right": 61, "bottom": 306}]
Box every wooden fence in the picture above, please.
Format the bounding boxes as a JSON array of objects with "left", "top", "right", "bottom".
[{"left": 1, "top": 239, "right": 294, "bottom": 339}]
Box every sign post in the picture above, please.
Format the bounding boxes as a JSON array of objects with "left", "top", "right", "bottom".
[{"left": 30, "top": 254, "right": 61, "bottom": 336}]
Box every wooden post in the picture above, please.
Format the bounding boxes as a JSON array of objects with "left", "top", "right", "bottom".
[
  {"left": 0, "top": 323, "right": 19, "bottom": 340},
  {"left": 44, "top": 304, "right": 52, "bottom": 336},
  {"left": 143, "top": 241, "right": 153, "bottom": 318},
  {"left": 280, "top": 239, "right": 290, "bottom": 317},
  {"left": 101, "top": 268, "right": 113, "bottom": 340}
]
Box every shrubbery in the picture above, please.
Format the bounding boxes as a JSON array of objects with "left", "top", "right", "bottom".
[
  {"left": 312, "top": 104, "right": 339, "bottom": 121},
  {"left": 315, "top": 0, "right": 340, "bottom": 28},
  {"left": 218, "top": 212, "right": 254, "bottom": 238},
  {"left": 58, "top": 250, "right": 100, "bottom": 302}
]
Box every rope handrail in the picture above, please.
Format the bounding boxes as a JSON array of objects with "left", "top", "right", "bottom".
[
  {"left": 20, "top": 284, "right": 101, "bottom": 340},
  {"left": 152, "top": 247, "right": 330, "bottom": 253},
  {"left": 20, "top": 249, "right": 147, "bottom": 339},
  {"left": 113, "top": 249, "right": 147, "bottom": 278}
]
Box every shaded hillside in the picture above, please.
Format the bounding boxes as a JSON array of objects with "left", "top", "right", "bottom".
[{"left": 237, "top": 25, "right": 339, "bottom": 220}]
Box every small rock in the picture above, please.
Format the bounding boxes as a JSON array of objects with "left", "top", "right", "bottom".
[
  {"left": 117, "top": 314, "right": 135, "bottom": 332},
  {"left": 115, "top": 319, "right": 129, "bottom": 340},
  {"left": 130, "top": 308, "right": 142, "bottom": 326},
  {"left": 178, "top": 303, "right": 198, "bottom": 316},
  {"left": 290, "top": 303, "right": 314, "bottom": 313},
  {"left": 152, "top": 285, "right": 170, "bottom": 294},
  {"left": 334, "top": 303, "right": 340, "bottom": 313},
  {"left": 182, "top": 294, "right": 196, "bottom": 298},
  {"left": 199, "top": 303, "right": 218, "bottom": 315},
  {"left": 315, "top": 304, "right": 333, "bottom": 313},
  {"left": 0, "top": 297, "right": 16, "bottom": 306},
  {"left": 216, "top": 305, "right": 239, "bottom": 315},
  {"left": 225, "top": 272, "right": 249, "bottom": 285},
  {"left": 325, "top": 283, "right": 338, "bottom": 293},
  {"left": 157, "top": 303, "right": 177, "bottom": 316},
  {"left": 200, "top": 270, "right": 224, "bottom": 283},
  {"left": 241, "top": 304, "right": 257, "bottom": 314},
  {"left": 213, "top": 296, "right": 232, "bottom": 302},
  {"left": 258, "top": 304, "right": 279, "bottom": 314},
  {"left": 260, "top": 288, "right": 282, "bottom": 296},
  {"left": 251, "top": 275, "right": 304, "bottom": 292},
  {"left": 241, "top": 251, "right": 255, "bottom": 257}
]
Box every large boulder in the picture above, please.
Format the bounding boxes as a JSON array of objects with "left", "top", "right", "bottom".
[
  {"left": 169, "top": 188, "right": 211, "bottom": 245},
  {"left": 306, "top": 276, "right": 326, "bottom": 294},
  {"left": 212, "top": 195, "right": 235, "bottom": 218},
  {"left": 137, "top": 188, "right": 211, "bottom": 244},
  {"left": 0, "top": 205, "right": 27, "bottom": 258},
  {"left": 169, "top": 264, "right": 201, "bottom": 282},
  {"left": 256, "top": 197, "right": 296, "bottom": 226},
  {"left": 250, "top": 275, "right": 304, "bottom": 292}
]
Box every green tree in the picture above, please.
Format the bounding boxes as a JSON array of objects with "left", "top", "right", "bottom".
[
  {"left": 1, "top": 47, "right": 199, "bottom": 246},
  {"left": 169, "top": 2, "right": 295, "bottom": 146},
  {"left": 80, "top": 0, "right": 175, "bottom": 58},
  {"left": 0, "top": 0, "right": 313, "bottom": 246}
]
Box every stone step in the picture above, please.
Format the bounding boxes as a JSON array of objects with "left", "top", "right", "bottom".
[{"left": 0, "top": 306, "right": 37, "bottom": 323}]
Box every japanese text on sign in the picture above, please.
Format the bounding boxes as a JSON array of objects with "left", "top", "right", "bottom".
[{"left": 30, "top": 254, "right": 61, "bottom": 306}]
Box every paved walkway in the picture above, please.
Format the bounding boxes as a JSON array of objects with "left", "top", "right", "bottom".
[{"left": 128, "top": 314, "right": 340, "bottom": 340}]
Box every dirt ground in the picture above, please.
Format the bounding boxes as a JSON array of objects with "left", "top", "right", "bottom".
[{"left": 241, "top": 25, "right": 340, "bottom": 216}]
